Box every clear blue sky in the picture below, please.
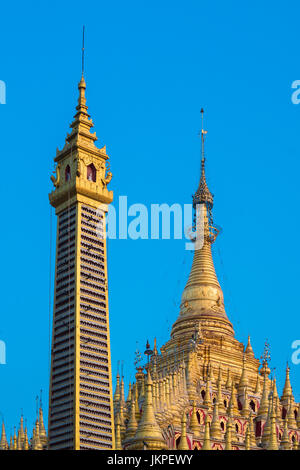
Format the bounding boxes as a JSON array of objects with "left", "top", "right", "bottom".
[{"left": 0, "top": 0, "right": 300, "bottom": 435}]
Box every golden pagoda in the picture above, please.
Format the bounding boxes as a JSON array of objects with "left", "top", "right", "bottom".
[{"left": 115, "top": 111, "right": 300, "bottom": 451}]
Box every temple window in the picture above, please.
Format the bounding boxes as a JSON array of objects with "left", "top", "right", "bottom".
[
  {"left": 201, "top": 390, "right": 205, "bottom": 400},
  {"left": 282, "top": 408, "right": 287, "bottom": 419},
  {"left": 87, "top": 163, "right": 96, "bottom": 182},
  {"left": 65, "top": 165, "right": 71, "bottom": 181}
]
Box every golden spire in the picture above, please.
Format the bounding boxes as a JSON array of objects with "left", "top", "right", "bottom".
[
  {"left": 272, "top": 377, "right": 278, "bottom": 399},
  {"left": 281, "top": 364, "right": 293, "bottom": 402},
  {"left": 32, "top": 419, "right": 43, "bottom": 450},
  {"left": 69, "top": 75, "right": 94, "bottom": 144},
  {"left": 133, "top": 383, "right": 140, "bottom": 422},
  {"left": 225, "top": 368, "right": 232, "bottom": 390},
  {"left": 241, "top": 385, "right": 249, "bottom": 417},
  {"left": 178, "top": 413, "right": 189, "bottom": 450},
  {"left": 272, "top": 377, "right": 281, "bottom": 421},
  {"left": 238, "top": 356, "right": 248, "bottom": 393},
  {"left": 203, "top": 377, "right": 212, "bottom": 408},
  {"left": 126, "top": 382, "right": 132, "bottom": 410},
  {"left": 113, "top": 372, "right": 121, "bottom": 410},
  {"left": 124, "top": 398, "right": 138, "bottom": 442},
  {"left": 245, "top": 425, "right": 251, "bottom": 450},
  {"left": 210, "top": 402, "right": 221, "bottom": 440},
  {"left": 0, "top": 422, "right": 7, "bottom": 450},
  {"left": 114, "top": 413, "right": 122, "bottom": 450},
  {"left": 189, "top": 401, "right": 201, "bottom": 435},
  {"left": 280, "top": 418, "right": 290, "bottom": 450},
  {"left": 129, "top": 370, "right": 166, "bottom": 450},
  {"left": 225, "top": 416, "right": 233, "bottom": 450},
  {"left": 201, "top": 414, "right": 211, "bottom": 450},
  {"left": 135, "top": 366, "right": 145, "bottom": 398},
  {"left": 248, "top": 412, "right": 256, "bottom": 447},
  {"left": 13, "top": 427, "right": 17, "bottom": 450},
  {"left": 217, "top": 367, "right": 225, "bottom": 414},
  {"left": 171, "top": 110, "right": 234, "bottom": 341},
  {"left": 23, "top": 427, "right": 29, "bottom": 450},
  {"left": 38, "top": 397, "right": 47, "bottom": 446},
  {"left": 121, "top": 376, "right": 125, "bottom": 403},
  {"left": 153, "top": 338, "right": 158, "bottom": 356},
  {"left": 257, "top": 373, "right": 269, "bottom": 417},
  {"left": 268, "top": 397, "right": 278, "bottom": 450},
  {"left": 245, "top": 336, "right": 254, "bottom": 356},
  {"left": 140, "top": 375, "right": 145, "bottom": 400},
  {"left": 119, "top": 403, "right": 126, "bottom": 440},
  {"left": 17, "top": 430, "right": 22, "bottom": 450},
  {"left": 228, "top": 382, "right": 238, "bottom": 416},
  {"left": 19, "top": 415, "right": 24, "bottom": 442},
  {"left": 286, "top": 397, "right": 296, "bottom": 428},
  {"left": 217, "top": 364, "right": 222, "bottom": 385},
  {"left": 262, "top": 394, "right": 272, "bottom": 447}
]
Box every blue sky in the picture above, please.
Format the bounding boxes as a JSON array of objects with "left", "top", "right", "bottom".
[{"left": 0, "top": 0, "right": 300, "bottom": 434}]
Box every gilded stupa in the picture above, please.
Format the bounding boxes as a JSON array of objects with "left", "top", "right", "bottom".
[
  {"left": 0, "top": 396, "right": 48, "bottom": 450},
  {"left": 114, "top": 112, "right": 300, "bottom": 451}
]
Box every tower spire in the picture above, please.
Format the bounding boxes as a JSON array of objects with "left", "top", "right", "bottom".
[
  {"left": 281, "top": 363, "right": 293, "bottom": 402},
  {"left": 82, "top": 25, "right": 85, "bottom": 77},
  {"left": 178, "top": 412, "right": 189, "bottom": 450},
  {"left": 193, "top": 108, "right": 213, "bottom": 210},
  {"left": 48, "top": 46, "right": 114, "bottom": 450},
  {"left": 171, "top": 110, "right": 234, "bottom": 341},
  {"left": 129, "top": 370, "right": 167, "bottom": 450},
  {"left": 0, "top": 422, "right": 7, "bottom": 450},
  {"left": 201, "top": 414, "right": 211, "bottom": 450}
]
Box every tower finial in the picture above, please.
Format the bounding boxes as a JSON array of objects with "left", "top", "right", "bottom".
[
  {"left": 82, "top": 25, "right": 85, "bottom": 77},
  {"left": 200, "top": 108, "right": 207, "bottom": 164},
  {"left": 193, "top": 109, "right": 213, "bottom": 210}
]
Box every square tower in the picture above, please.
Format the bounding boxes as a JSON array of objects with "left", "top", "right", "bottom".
[{"left": 48, "top": 76, "right": 115, "bottom": 450}]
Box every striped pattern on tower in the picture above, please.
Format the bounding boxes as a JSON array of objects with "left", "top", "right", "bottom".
[
  {"left": 49, "top": 204, "right": 77, "bottom": 449},
  {"left": 48, "top": 203, "right": 114, "bottom": 450},
  {"left": 78, "top": 204, "right": 113, "bottom": 450}
]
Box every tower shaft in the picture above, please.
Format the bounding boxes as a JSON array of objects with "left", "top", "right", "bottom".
[{"left": 48, "top": 76, "right": 114, "bottom": 450}]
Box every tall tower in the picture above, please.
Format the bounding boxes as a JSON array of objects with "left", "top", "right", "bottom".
[{"left": 48, "top": 74, "right": 115, "bottom": 450}]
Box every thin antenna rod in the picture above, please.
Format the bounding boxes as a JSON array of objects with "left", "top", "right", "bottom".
[
  {"left": 82, "top": 26, "right": 85, "bottom": 76},
  {"left": 200, "top": 108, "right": 205, "bottom": 162}
]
